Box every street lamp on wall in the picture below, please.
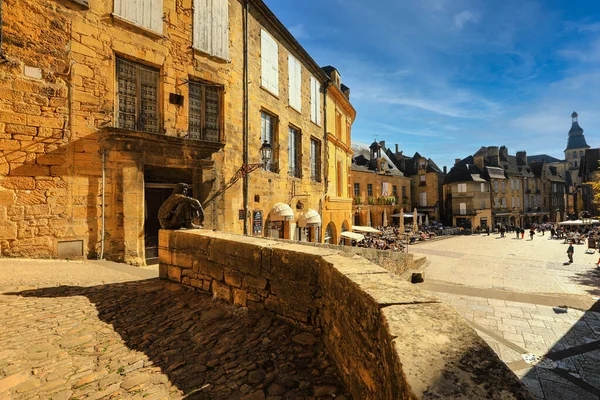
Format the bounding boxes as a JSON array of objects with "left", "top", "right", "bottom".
[{"left": 201, "top": 139, "right": 273, "bottom": 211}]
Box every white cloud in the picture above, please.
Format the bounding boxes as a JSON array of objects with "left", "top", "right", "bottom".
[
  {"left": 288, "top": 24, "right": 309, "bottom": 40},
  {"left": 453, "top": 10, "right": 480, "bottom": 30}
]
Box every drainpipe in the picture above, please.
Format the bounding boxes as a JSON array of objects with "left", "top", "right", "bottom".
[
  {"left": 318, "top": 80, "right": 331, "bottom": 242},
  {"left": 100, "top": 149, "right": 106, "bottom": 259},
  {"left": 242, "top": 0, "right": 250, "bottom": 235}
]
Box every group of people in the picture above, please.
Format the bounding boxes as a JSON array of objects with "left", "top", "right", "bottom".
[
  {"left": 491, "top": 222, "right": 600, "bottom": 265},
  {"left": 347, "top": 224, "right": 441, "bottom": 251}
]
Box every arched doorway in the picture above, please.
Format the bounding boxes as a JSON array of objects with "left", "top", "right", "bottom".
[{"left": 324, "top": 221, "right": 336, "bottom": 244}]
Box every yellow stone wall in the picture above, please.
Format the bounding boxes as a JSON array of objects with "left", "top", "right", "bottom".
[
  {"left": 220, "top": 6, "right": 328, "bottom": 241},
  {"left": 410, "top": 157, "right": 443, "bottom": 222},
  {"left": 0, "top": 0, "right": 244, "bottom": 263},
  {"left": 351, "top": 170, "right": 412, "bottom": 227},
  {"left": 321, "top": 79, "right": 355, "bottom": 243}
]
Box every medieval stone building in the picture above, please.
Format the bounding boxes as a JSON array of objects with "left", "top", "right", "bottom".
[{"left": 0, "top": 0, "right": 346, "bottom": 264}]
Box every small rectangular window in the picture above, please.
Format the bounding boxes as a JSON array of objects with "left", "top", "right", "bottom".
[
  {"left": 310, "top": 138, "right": 321, "bottom": 182},
  {"left": 188, "top": 81, "right": 222, "bottom": 142},
  {"left": 354, "top": 183, "right": 360, "bottom": 197},
  {"left": 459, "top": 203, "right": 466, "bottom": 215},
  {"left": 288, "top": 55, "right": 302, "bottom": 111},
  {"left": 261, "top": 112, "right": 278, "bottom": 172},
  {"left": 116, "top": 57, "right": 160, "bottom": 133},
  {"left": 480, "top": 199, "right": 485, "bottom": 209},
  {"left": 288, "top": 126, "right": 301, "bottom": 178},
  {"left": 367, "top": 183, "right": 373, "bottom": 197},
  {"left": 392, "top": 185, "right": 397, "bottom": 197},
  {"left": 458, "top": 183, "right": 467, "bottom": 193},
  {"left": 501, "top": 198, "right": 506, "bottom": 207},
  {"left": 481, "top": 183, "right": 485, "bottom": 192},
  {"left": 420, "top": 192, "right": 427, "bottom": 207}
]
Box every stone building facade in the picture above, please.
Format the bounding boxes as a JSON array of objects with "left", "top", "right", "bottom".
[
  {"left": 0, "top": 0, "right": 330, "bottom": 264},
  {"left": 443, "top": 157, "right": 492, "bottom": 229},
  {"left": 579, "top": 148, "right": 600, "bottom": 217},
  {"left": 320, "top": 66, "right": 354, "bottom": 244},
  {"left": 384, "top": 144, "right": 445, "bottom": 224},
  {"left": 350, "top": 142, "right": 411, "bottom": 228}
]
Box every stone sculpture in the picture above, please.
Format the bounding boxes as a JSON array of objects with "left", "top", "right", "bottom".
[{"left": 158, "top": 183, "right": 204, "bottom": 229}]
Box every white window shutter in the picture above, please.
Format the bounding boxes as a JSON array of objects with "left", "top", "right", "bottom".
[
  {"left": 212, "top": 0, "right": 229, "bottom": 59},
  {"left": 288, "top": 55, "right": 294, "bottom": 108},
  {"left": 295, "top": 60, "right": 301, "bottom": 111},
  {"left": 114, "top": 0, "right": 163, "bottom": 34},
  {"left": 193, "top": 0, "right": 211, "bottom": 53},
  {"left": 261, "top": 30, "right": 278, "bottom": 95},
  {"left": 315, "top": 78, "right": 321, "bottom": 124},
  {"left": 310, "top": 76, "right": 316, "bottom": 122}
]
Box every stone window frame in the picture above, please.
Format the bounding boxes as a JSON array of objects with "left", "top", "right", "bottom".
[
  {"left": 367, "top": 183, "right": 373, "bottom": 197},
  {"left": 115, "top": 56, "right": 161, "bottom": 134},
  {"left": 188, "top": 80, "right": 223, "bottom": 142}
]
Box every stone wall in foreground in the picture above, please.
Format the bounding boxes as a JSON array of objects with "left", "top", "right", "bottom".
[{"left": 159, "top": 230, "right": 533, "bottom": 400}]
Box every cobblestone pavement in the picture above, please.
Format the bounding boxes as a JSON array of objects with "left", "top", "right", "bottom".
[
  {"left": 0, "top": 259, "right": 348, "bottom": 400},
  {"left": 412, "top": 233, "right": 600, "bottom": 400}
]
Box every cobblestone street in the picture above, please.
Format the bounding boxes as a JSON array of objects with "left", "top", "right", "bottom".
[
  {"left": 0, "top": 260, "right": 347, "bottom": 400},
  {"left": 413, "top": 233, "right": 600, "bottom": 400}
]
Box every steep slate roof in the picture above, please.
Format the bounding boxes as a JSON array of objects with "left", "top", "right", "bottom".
[
  {"left": 547, "top": 165, "right": 565, "bottom": 183},
  {"left": 527, "top": 154, "right": 562, "bottom": 163},
  {"left": 351, "top": 143, "right": 404, "bottom": 176},
  {"left": 529, "top": 162, "right": 544, "bottom": 179},
  {"left": 580, "top": 148, "right": 600, "bottom": 177},
  {"left": 444, "top": 156, "right": 485, "bottom": 184},
  {"left": 566, "top": 111, "right": 590, "bottom": 151}
]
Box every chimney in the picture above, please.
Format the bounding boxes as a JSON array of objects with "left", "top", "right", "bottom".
[
  {"left": 379, "top": 140, "right": 386, "bottom": 150},
  {"left": 488, "top": 146, "right": 499, "bottom": 166},
  {"left": 443, "top": 166, "right": 447, "bottom": 175},
  {"left": 516, "top": 151, "right": 527, "bottom": 165},
  {"left": 499, "top": 146, "right": 508, "bottom": 161},
  {"left": 455, "top": 158, "right": 461, "bottom": 165},
  {"left": 395, "top": 144, "right": 399, "bottom": 153},
  {"left": 342, "top": 86, "right": 350, "bottom": 99},
  {"left": 474, "top": 155, "right": 484, "bottom": 169}
]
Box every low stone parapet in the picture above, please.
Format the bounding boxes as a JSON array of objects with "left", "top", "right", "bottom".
[{"left": 159, "top": 230, "right": 533, "bottom": 400}]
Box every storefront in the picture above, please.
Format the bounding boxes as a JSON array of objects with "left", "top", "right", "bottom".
[
  {"left": 296, "top": 209, "right": 322, "bottom": 242},
  {"left": 265, "top": 203, "right": 294, "bottom": 239}
]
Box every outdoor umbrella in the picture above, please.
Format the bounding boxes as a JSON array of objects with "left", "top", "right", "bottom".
[
  {"left": 367, "top": 210, "right": 371, "bottom": 227},
  {"left": 556, "top": 210, "right": 561, "bottom": 224},
  {"left": 400, "top": 209, "right": 405, "bottom": 232},
  {"left": 383, "top": 209, "right": 388, "bottom": 227},
  {"left": 413, "top": 208, "right": 418, "bottom": 233},
  {"left": 417, "top": 214, "right": 422, "bottom": 227},
  {"left": 425, "top": 214, "right": 429, "bottom": 226}
]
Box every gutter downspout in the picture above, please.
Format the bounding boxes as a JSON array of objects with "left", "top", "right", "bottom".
[
  {"left": 100, "top": 149, "right": 106, "bottom": 259},
  {"left": 243, "top": 0, "right": 250, "bottom": 235},
  {"left": 319, "top": 80, "right": 331, "bottom": 242}
]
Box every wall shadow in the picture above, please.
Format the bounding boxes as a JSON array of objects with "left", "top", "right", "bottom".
[
  {"left": 521, "top": 299, "right": 600, "bottom": 399},
  {"left": 8, "top": 279, "right": 348, "bottom": 399}
]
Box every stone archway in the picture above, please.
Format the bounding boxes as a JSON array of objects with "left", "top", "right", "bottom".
[{"left": 324, "top": 221, "right": 337, "bottom": 244}]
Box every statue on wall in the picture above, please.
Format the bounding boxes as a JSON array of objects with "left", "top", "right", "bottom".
[{"left": 158, "top": 183, "right": 204, "bottom": 229}]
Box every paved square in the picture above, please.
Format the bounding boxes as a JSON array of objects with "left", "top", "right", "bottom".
[{"left": 413, "top": 232, "right": 600, "bottom": 399}]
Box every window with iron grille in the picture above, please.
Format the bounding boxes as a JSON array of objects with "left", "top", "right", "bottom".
[
  {"left": 189, "top": 81, "right": 221, "bottom": 141},
  {"left": 116, "top": 58, "right": 160, "bottom": 133},
  {"left": 288, "top": 126, "right": 301, "bottom": 178},
  {"left": 392, "top": 185, "right": 397, "bottom": 197},
  {"left": 261, "top": 111, "right": 278, "bottom": 172},
  {"left": 310, "top": 138, "right": 321, "bottom": 181},
  {"left": 367, "top": 184, "right": 373, "bottom": 197},
  {"left": 354, "top": 183, "right": 360, "bottom": 197}
]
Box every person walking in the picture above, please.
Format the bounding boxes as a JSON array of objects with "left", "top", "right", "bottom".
[
  {"left": 521, "top": 228, "right": 525, "bottom": 239},
  {"left": 567, "top": 241, "right": 574, "bottom": 264},
  {"left": 529, "top": 228, "right": 535, "bottom": 240}
]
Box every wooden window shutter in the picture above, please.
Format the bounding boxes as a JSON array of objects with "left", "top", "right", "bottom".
[
  {"left": 212, "top": 0, "right": 229, "bottom": 60},
  {"left": 288, "top": 55, "right": 301, "bottom": 111},
  {"left": 295, "top": 59, "right": 301, "bottom": 111},
  {"left": 114, "top": 0, "right": 163, "bottom": 34},
  {"left": 193, "top": 0, "right": 211, "bottom": 53}
]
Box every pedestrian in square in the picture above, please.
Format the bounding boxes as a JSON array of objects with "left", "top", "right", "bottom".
[
  {"left": 567, "top": 241, "right": 574, "bottom": 264},
  {"left": 529, "top": 228, "right": 535, "bottom": 240}
]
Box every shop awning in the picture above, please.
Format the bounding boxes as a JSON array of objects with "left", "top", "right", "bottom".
[
  {"left": 340, "top": 231, "right": 365, "bottom": 241},
  {"left": 352, "top": 226, "right": 381, "bottom": 234},
  {"left": 297, "top": 209, "right": 322, "bottom": 227},
  {"left": 269, "top": 203, "right": 295, "bottom": 221}
]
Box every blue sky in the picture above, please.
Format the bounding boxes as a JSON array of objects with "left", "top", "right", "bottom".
[{"left": 264, "top": 0, "right": 599, "bottom": 170}]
